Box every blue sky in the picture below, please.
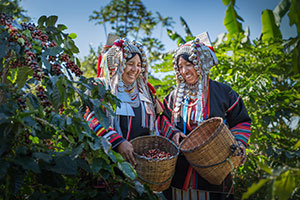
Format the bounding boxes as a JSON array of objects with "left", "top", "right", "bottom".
[{"left": 20, "top": 0, "right": 297, "bottom": 59}]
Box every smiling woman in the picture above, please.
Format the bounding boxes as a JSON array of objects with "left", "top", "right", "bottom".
[
  {"left": 158, "top": 39, "right": 251, "bottom": 200},
  {"left": 84, "top": 37, "right": 164, "bottom": 169},
  {"left": 122, "top": 54, "right": 142, "bottom": 85},
  {"left": 178, "top": 56, "right": 199, "bottom": 85}
]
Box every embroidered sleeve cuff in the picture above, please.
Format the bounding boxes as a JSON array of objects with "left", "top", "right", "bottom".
[{"left": 111, "top": 137, "right": 126, "bottom": 149}]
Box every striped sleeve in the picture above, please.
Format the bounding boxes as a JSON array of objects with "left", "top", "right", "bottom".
[
  {"left": 225, "top": 88, "right": 251, "bottom": 147},
  {"left": 157, "top": 93, "right": 181, "bottom": 139},
  {"left": 230, "top": 122, "right": 251, "bottom": 146},
  {"left": 84, "top": 107, "right": 125, "bottom": 149}
]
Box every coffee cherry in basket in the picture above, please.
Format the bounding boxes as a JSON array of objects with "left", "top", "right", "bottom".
[{"left": 142, "top": 149, "right": 172, "bottom": 159}]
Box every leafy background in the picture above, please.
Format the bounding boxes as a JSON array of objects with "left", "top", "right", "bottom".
[{"left": 0, "top": 0, "right": 299, "bottom": 199}]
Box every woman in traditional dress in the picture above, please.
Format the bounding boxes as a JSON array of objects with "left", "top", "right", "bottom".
[
  {"left": 84, "top": 38, "right": 162, "bottom": 166},
  {"left": 158, "top": 38, "right": 251, "bottom": 200}
]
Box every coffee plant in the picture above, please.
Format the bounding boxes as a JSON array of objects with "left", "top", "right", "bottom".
[{"left": 0, "top": 12, "right": 158, "bottom": 200}]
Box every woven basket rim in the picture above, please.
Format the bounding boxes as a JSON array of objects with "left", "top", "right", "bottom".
[
  {"left": 179, "top": 117, "right": 224, "bottom": 153},
  {"left": 131, "top": 135, "right": 179, "bottom": 161}
]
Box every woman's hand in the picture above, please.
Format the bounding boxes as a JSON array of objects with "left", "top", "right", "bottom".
[
  {"left": 117, "top": 141, "right": 136, "bottom": 167},
  {"left": 237, "top": 141, "right": 247, "bottom": 165},
  {"left": 172, "top": 132, "right": 187, "bottom": 146}
]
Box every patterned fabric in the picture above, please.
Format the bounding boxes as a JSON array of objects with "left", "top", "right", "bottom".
[
  {"left": 171, "top": 187, "right": 210, "bottom": 200},
  {"left": 83, "top": 107, "right": 125, "bottom": 149},
  {"left": 159, "top": 79, "right": 251, "bottom": 193}
]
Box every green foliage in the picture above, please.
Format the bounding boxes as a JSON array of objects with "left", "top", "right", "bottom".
[
  {"left": 0, "top": 0, "right": 29, "bottom": 21},
  {"left": 212, "top": 36, "right": 300, "bottom": 199},
  {"left": 88, "top": 0, "right": 173, "bottom": 65},
  {"left": 223, "top": 0, "right": 244, "bottom": 40},
  {"left": 261, "top": 9, "right": 282, "bottom": 41},
  {"left": 273, "top": 0, "right": 292, "bottom": 27},
  {"left": 0, "top": 9, "right": 158, "bottom": 200},
  {"left": 89, "top": 0, "right": 154, "bottom": 38},
  {"left": 80, "top": 45, "right": 101, "bottom": 78}
]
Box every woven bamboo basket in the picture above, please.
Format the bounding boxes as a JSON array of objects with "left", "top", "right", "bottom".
[
  {"left": 131, "top": 135, "right": 179, "bottom": 192},
  {"left": 179, "top": 117, "right": 242, "bottom": 185}
]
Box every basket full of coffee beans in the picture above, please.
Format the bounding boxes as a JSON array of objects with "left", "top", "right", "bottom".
[{"left": 130, "top": 135, "right": 179, "bottom": 192}]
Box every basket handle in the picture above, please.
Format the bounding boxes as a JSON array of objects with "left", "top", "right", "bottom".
[
  {"left": 189, "top": 144, "right": 240, "bottom": 168},
  {"left": 137, "top": 171, "right": 175, "bottom": 185}
]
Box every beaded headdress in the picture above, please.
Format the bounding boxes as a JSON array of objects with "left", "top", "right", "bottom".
[
  {"left": 97, "top": 36, "right": 155, "bottom": 132},
  {"left": 172, "top": 37, "right": 218, "bottom": 125},
  {"left": 97, "top": 38, "right": 149, "bottom": 95}
]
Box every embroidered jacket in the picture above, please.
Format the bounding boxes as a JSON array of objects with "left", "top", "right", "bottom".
[
  {"left": 84, "top": 82, "right": 161, "bottom": 149},
  {"left": 158, "top": 79, "right": 251, "bottom": 192}
]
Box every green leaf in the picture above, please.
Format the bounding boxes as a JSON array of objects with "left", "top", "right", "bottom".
[
  {"left": 242, "top": 178, "right": 269, "bottom": 199},
  {"left": 88, "top": 139, "right": 101, "bottom": 151},
  {"left": 179, "top": 17, "right": 193, "bottom": 37},
  {"left": 47, "top": 46, "right": 63, "bottom": 56},
  {"left": 258, "top": 162, "right": 273, "bottom": 175},
  {"left": 166, "top": 29, "right": 186, "bottom": 45},
  {"left": 12, "top": 171, "right": 25, "bottom": 194},
  {"left": 27, "top": 93, "right": 40, "bottom": 109},
  {"left": 33, "top": 152, "right": 53, "bottom": 163},
  {"left": 38, "top": 170, "right": 66, "bottom": 188},
  {"left": 273, "top": 170, "right": 296, "bottom": 200},
  {"left": 117, "top": 161, "right": 136, "bottom": 180},
  {"left": 222, "top": 0, "right": 232, "bottom": 6},
  {"left": 22, "top": 29, "right": 32, "bottom": 38},
  {"left": 71, "top": 144, "right": 84, "bottom": 158},
  {"left": 101, "top": 137, "right": 111, "bottom": 155},
  {"left": 13, "top": 157, "right": 41, "bottom": 173},
  {"left": 273, "top": 0, "right": 292, "bottom": 26},
  {"left": 49, "top": 77, "right": 61, "bottom": 110},
  {"left": 0, "top": 160, "right": 9, "bottom": 180},
  {"left": 16, "top": 66, "right": 33, "bottom": 89},
  {"left": 76, "top": 158, "right": 91, "bottom": 172},
  {"left": 288, "top": 0, "right": 300, "bottom": 35},
  {"left": 224, "top": 3, "right": 244, "bottom": 40},
  {"left": 68, "top": 33, "right": 77, "bottom": 39},
  {"left": 17, "top": 38, "right": 25, "bottom": 45},
  {"left": 23, "top": 115, "right": 36, "bottom": 127},
  {"left": 0, "top": 43, "right": 9, "bottom": 59},
  {"left": 38, "top": 15, "right": 47, "bottom": 27},
  {"left": 64, "top": 38, "right": 79, "bottom": 53},
  {"left": 134, "top": 180, "right": 145, "bottom": 196},
  {"left": 41, "top": 53, "right": 51, "bottom": 71},
  {"left": 261, "top": 9, "right": 282, "bottom": 41},
  {"left": 57, "top": 24, "right": 68, "bottom": 31},
  {"left": 291, "top": 41, "right": 300, "bottom": 74},
  {"left": 51, "top": 156, "right": 77, "bottom": 175},
  {"left": 46, "top": 15, "right": 58, "bottom": 27},
  {"left": 90, "top": 158, "right": 104, "bottom": 173},
  {"left": 113, "top": 151, "right": 125, "bottom": 162},
  {"left": 66, "top": 117, "right": 72, "bottom": 125},
  {"left": 293, "top": 139, "right": 300, "bottom": 150}
]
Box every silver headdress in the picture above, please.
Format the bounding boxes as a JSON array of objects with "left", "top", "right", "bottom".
[
  {"left": 172, "top": 37, "right": 218, "bottom": 125},
  {"left": 98, "top": 36, "right": 155, "bottom": 132},
  {"left": 100, "top": 38, "right": 148, "bottom": 94}
]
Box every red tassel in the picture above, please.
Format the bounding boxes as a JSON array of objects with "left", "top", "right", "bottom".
[
  {"left": 96, "top": 54, "right": 102, "bottom": 78},
  {"left": 208, "top": 45, "right": 215, "bottom": 52},
  {"left": 183, "top": 166, "right": 193, "bottom": 191},
  {"left": 147, "top": 81, "right": 156, "bottom": 95}
]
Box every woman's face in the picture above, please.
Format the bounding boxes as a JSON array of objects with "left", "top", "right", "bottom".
[
  {"left": 178, "top": 56, "right": 199, "bottom": 84},
  {"left": 122, "top": 54, "right": 142, "bottom": 85}
]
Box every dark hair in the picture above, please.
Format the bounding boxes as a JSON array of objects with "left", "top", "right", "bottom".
[
  {"left": 126, "top": 52, "right": 142, "bottom": 62},
  {"left": 177, "top": 53, "right": 193, "bottom": 65}
]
